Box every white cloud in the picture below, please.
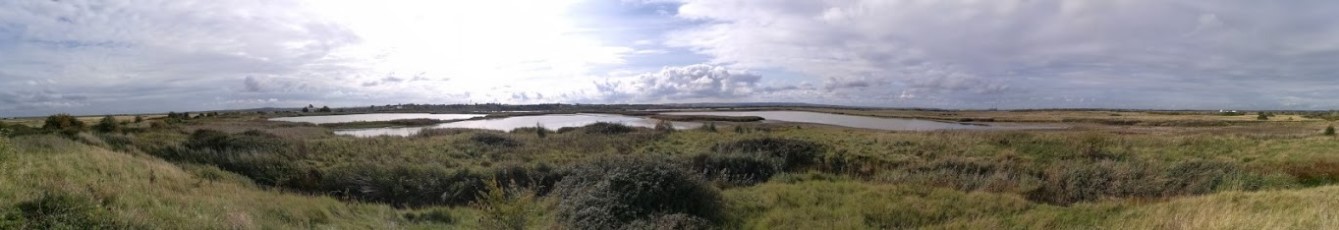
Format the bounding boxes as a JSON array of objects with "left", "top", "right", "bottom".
[
  {"left": 667, "top": 0, "right": 1339, "bottom": 109},
  {"left": 595, "top": 64, "right": 764, "bottom": 102}
]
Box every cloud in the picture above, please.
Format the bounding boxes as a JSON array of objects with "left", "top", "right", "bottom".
[
  {"left": 243, "top": 76, "right": 264, "bottom": 92},
  {"left": 595, "top": 64, "right": 764, "bottom": 102},
  {"left": 667, "top": 0, "right": 1339, "bottom": 109}
]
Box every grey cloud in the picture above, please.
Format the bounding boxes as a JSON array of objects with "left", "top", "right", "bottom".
[
  {"left": 595, "top": 64, "right": 764, "bottom": 102},
  {"left": 0, "top": 0, "right": 360, "bottom": 116},
  {"left": 668, "top": 0, "right": 1339, "bottom": 109},
  {"left": 243, "top": 76, "right": 263, "bottom": 92}
]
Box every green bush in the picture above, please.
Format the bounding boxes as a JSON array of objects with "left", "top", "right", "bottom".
[
  {"left": 320, "top": 164, "right": 485, "bottom": 207},
  {"left": 403, "top": 209, "right": 456, "bottom": 224},
  {"left": 1026, "top": 160, "right": 1271, "bottom": 205},
  {"left": 583, "top": 122, "right": 634, "bottom": 135},
  {"left": 713, "top": 138, "right": 824, "bottom": 171},
  {"left": 553, "top": 157, "right": 724, "bottom": 230},
  {"left": 1325, "top": 125, "right": 1335, "bottom": 136},
  {"left": 43, "top": 114, "right": 85, "bottom": 136},
  {"left": 685, "top": 153, "right": 782, "bottom": 186},
  {"left": 8, "top": 192, "right": 130, "bottom": 229},
  {"left": 470, "top": 133, "right": 521, "bottom": 147},
  {"left": 93, "top": 115, "right": 120, "bottom": 133},
  {"left": 622, "top": 213, "right": 712, "bottom": 230}
]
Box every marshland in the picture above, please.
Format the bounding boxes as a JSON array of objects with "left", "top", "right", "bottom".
[{"left": 3, "top": 105, "right": 1339, "bottom": 229}]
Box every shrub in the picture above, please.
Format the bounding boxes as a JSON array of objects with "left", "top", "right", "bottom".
[
  {"left": 1257, "top": 113, "right": 1269, "bottom": 120},
  {"left": 699, "top": 122, "right": 717, "bottom": 132},
  {"left": 685, "top": 153, "right": 781, "bottom": 186},
  {"left": 93, "top": 115, "right": 120, "bottom": 133},
  {"left": 1326, "top": 125, "right": 1335, "bottom": 136},
  {"left": 713, "top": 138, "right": 824, "bottom": 171},
  {"left": 583, "top": 122, "right": 634, "bottom": 135},
  {"left": 321, "top": 164, "right": 485, "bottom": 207},
  {"left": 1025, "top": 160, "right": 1267, "bottom": 205},
  {"left": 553, "top": 157, "right": 724, "bottom": 230},
  {"left": 474, "top": 180, "right": 536, "bottom": 230},
  {"left": 403, "top": 208, "right": 456, "bottom": 224},
  {"left": 622, "top": 213, "right": 713, "bottom": 230},
  {"left": 184, "top": 129, "right": 288, "bottom": 153},
  {"left": 654, "top": 120, "right": 675, "bottom": 132},
  {"left": 10, "top": 192, "right": 127, "bottom": 229},
  {"left": 471, "top": 133, "right": 522, "bottom": 147},
  {"left": 0, "top": 123, "right": 43, "bottom": 137},
  {"left": 42, "top": 114, "right": 85, "bottom": 136}
]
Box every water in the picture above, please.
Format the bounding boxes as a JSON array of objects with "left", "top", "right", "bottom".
[
  {"left": 331, "top": 113, "right": 701, "bottom": 137},
  {"left": 663, "top": 111, "right": 1061, "bottom": 131},
  {"left": 270, "top": 113, "right": 485, "bottom": 124}
]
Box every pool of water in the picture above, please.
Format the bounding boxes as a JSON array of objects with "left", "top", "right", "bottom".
[
  {"left": 663, "top": 111, "right": 1062, "bottom": 131},
  {"left": 270, "top": 113, "right": 485, "bottom": 124},
  {"left": 332, "top": 113, "right": 701, "bottom": 137}
]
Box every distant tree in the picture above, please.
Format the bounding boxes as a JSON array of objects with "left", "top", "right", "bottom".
[
  {"left": 536, "top": 123, "right": 548, "bottom": 138},
  {"left": 43, "top": 114, "right": 85, "bottom": 136},
  {"left": 317, "top": 106, "right": 332, "bottom": 113},
  {"left": 167, "top": 112, "right": 177, "bottom": 119},
  {"left": 93, "top": 115, "right": 120, "bottom": 133},
  {"left": 699, "top": 122, "right": 718, "bottom": 132},
  {"left": 301, "top": 107, "right": 310, "bottom": 113},
  {"left": 654, "top": 120, "right": 675, "bottom": 132},
  {"left": 133, "top": 115, "right": 144, "bottom": 123},
  {"left": 1326, "top": 125, "right": 1336, "bottom": 136},
  {"left": 308, "top": 104, "right": 315, "bottom": 109}
]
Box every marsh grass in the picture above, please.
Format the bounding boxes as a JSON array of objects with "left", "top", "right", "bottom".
[{"left": 8, "top": 111, "right": 1339, "bottom": 229}]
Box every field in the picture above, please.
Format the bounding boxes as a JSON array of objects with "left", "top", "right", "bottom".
[{"left": 2, "top": 108, "right": 1338, "bottom": 229}]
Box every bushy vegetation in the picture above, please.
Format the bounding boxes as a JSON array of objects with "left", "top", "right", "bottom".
[
  {"left": 583, "top": 122, "right": 634, "bottom": 134},
  {"left": 2, "top": 192, "right": 133, "bottom": 229},
  {"left": 553, "top": 157, "right": 723, "bottom": 230},
  {"left": 42, "top": 114, "right": 85, "bottom": 136},
  {"left": 9, "top": 110, "right": 1339, "bottom": 228}
]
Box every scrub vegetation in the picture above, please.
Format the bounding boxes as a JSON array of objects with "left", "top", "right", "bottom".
[{"left": 2, "top": 108, "right": 1339, "bottom": 229}]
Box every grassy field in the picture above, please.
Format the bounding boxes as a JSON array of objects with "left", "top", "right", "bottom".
[{"left": 2, "top": 108, "right": 1337, "bottom": 229}]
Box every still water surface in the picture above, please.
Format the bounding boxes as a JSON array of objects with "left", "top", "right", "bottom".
[
  {"left": 270, "top": 113, "right": 484, "bottom": 124},
  {"left": 304, "top": 113, "right": 701, "bottom": 137},
  {"left": 663, "top": 111, "right": 1061, "bottom": 131},
  {"left": 274, "top": 111, "right": 1061, "bottom": 137}
]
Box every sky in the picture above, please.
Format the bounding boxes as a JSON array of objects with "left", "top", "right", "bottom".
[{"left": 3, "top": 0, "right": 1339, "bottom": 117}]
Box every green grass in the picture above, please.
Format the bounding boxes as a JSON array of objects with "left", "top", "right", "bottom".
[
  {"left": 5, "top": 111, "right": 1339, "bottom": 229},
  {"left": 0, "top": 135, "right": 459, "bottom": 229}
]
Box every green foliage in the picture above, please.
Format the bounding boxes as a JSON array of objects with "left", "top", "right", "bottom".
[
  {"left": 1026, "top": 160, "right": 1274, "bottom": 205},
  {"left": 6, "top": 192, "right": 132, "bottom": 229},
  {"left": 1257, "top": 112, "right": 1270, "bottom": 120},
  {"left": 317, "top": 106, "right": 332, "bottom": 113},
  {"left": 1326, "top": 125, "right": 1335, "bottom": 136},
  {"left": 686, "top": 153, "right": 781, "bottom": 186},
  {"left": 474, "top": 180, "right": 537, "bottom": 230},
  {"left": 713, "top": 138, "right": 825, "bottom": 171},
  {"left": 42, "top": 114, "right": 85, "bottom": 136},
  {"left": 0, "top": 122, "right": 43, "bottom": 137},
  {"left": 470, "top": 133, "right": 522, "bottom": 147},
  {"left": 402, "top": 208, "right": 456, "bottom": 224},
  {"left": 699, "top": 122, "right": 717, "bottom": 132},
  {"left": 554, "top": 157, "right": 724, "bottom": 230},
  {"left": 133, "top": 115, "right": 144, "bottom": 123},
  {"left": 583, "top": 122, "right": 635, "bottom": 135},
  {"left": 654, "top": 120, "right": 675, "bottom": 132},
  {"left": 93, "top": 115, "right": 120, "bottom": 133}
]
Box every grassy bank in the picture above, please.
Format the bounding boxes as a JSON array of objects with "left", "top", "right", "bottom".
[{"left": 3, "top": 111, "right": 1338, "bottom": 229}]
